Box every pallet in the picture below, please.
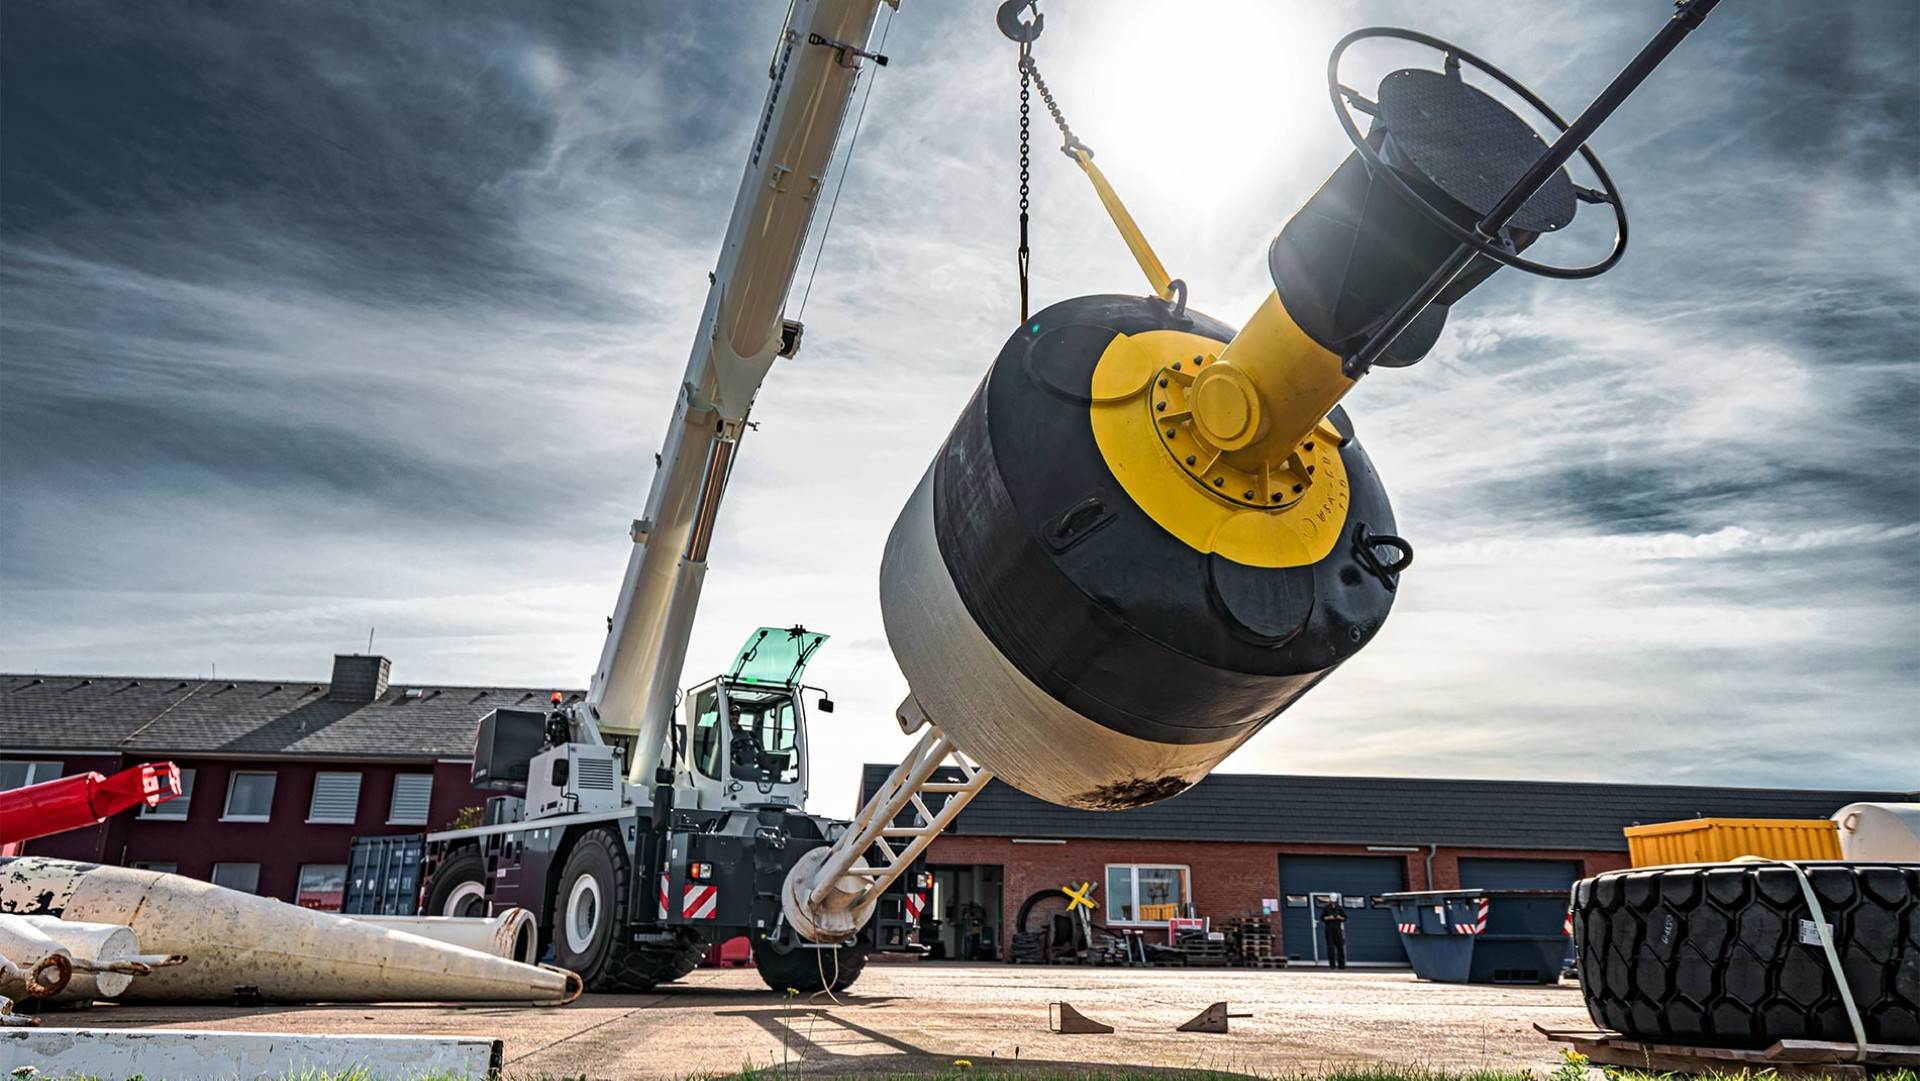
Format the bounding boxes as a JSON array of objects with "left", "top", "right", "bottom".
[{"left": 1537, "top": 1025, "right": 1920, "bottom": 1079}]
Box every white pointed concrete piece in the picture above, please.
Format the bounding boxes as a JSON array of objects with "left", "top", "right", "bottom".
[{"left": 0, "top": 858, "right": 579, "bottom": 1004}]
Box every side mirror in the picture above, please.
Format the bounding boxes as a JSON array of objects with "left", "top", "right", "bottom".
[{"left": 817, "top": 695, "right": 835, "bottom": 714}]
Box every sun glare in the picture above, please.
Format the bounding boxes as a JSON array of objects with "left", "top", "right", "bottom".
[{"left": 1049, "top": 1, "right": 1346, "bottom": 227}]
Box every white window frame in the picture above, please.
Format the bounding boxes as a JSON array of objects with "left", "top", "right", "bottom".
[
  {"left": 140, "top": 767, "right": 196, "bottom": 819},
  {"left": 0, "top": 760, "right": 63, "bottom": 791},
  {"left": 387, "top": 773, "right": 434, "bottom": 826},
  {"left": 306, "top": 771, "right": 363, "bottom": 824},
  {"left": 1104, "top": 863, "right": 1193, "bottom": 926},
  {"left": 220, "top": 770, "right": 278, "bottom": 822},
  {"left": 209, "top": 862, "right": 261, "bottom": 894}
]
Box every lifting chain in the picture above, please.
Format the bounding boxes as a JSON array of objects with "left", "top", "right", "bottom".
[
  {"left": 1001, "top": 0, "right": 1182, "bottom": 321},
  {"left": 1018, "top": 51, "right": 1031, "bottom": 323},
  {"left": 1004, "top": 0, "right": 1082, "bottom": 324}
]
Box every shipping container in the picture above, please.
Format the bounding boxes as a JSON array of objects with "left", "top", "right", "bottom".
[
  {"left": 1623, "top": 817, "right": 1839, "bottom": 866},
  {"left": 342, "top": 833, "right": 425, "bottom": 915}
]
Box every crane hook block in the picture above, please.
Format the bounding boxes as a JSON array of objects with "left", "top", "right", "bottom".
[{"left": 996, "top": 0, "right": 1042, "bottom": 44}]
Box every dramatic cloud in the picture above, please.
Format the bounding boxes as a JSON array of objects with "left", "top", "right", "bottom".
[{"left": 3, "top": 0, "right": 1914, "bottom": 812}]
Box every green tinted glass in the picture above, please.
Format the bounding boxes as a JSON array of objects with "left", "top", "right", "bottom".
[{"left": 728, "top": 626, "right": 828, "bottom": 686}]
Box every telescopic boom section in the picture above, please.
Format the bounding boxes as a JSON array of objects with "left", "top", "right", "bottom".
[{"left": 586, "top": 0, "right": 890, "bottom": 783}]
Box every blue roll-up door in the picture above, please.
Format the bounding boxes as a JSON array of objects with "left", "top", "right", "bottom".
[
  {"left": 1456, "top": 858, "right": 1580, "bottom": 891},
  {"left": 1276, "top": 855, "right": 1407, "bottom": 964},
  {"left": 1457, "top": 858, "right": 1578, "bottom": 958}
]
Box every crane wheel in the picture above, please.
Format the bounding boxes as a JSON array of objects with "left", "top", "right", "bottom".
[
  {"left": 753, "top": 935, "right": 869, "bottom": 994},
  {"left": 552, "top": 828, "right": 702, "bottom": 993},
  {"left": 423, "top": 848, "right": 487, "bottom": 918},
  {"left": 1571, "top": 862, "right": 1919, "bottom": 1048}
]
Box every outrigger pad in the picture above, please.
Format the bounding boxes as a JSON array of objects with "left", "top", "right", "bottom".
[
  {"left": 1178, "top": 1001, "right": 1252, "bottom": 1034},
  {"left": 1049, "top": 1001, "right": 1115, "bottom": 1034}
]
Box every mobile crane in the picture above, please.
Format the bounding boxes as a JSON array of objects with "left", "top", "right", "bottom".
[
  {"left": 421, "top": 0, "right": 1720, "bottom": 994},
  {"left": 419, "top": 0, "right": 916, "bottom": 993}
]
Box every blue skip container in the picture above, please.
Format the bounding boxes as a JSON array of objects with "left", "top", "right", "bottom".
[{"left": 1380, "top": 889, "right": 1570, "bottom": 985}]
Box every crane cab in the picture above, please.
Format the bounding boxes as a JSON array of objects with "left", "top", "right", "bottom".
[{"left": 678, "top": 626, "right": 827, "bottom": 811}]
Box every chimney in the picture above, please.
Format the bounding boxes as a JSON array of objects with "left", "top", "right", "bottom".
[{"left": 328, "top": 654, "right": 391, "bottom": 702}]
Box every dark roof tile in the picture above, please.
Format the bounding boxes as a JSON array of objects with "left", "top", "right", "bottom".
[
  {"left": 860, "top": 765, "right": 1911, "bottom": 851},
  {"left": 0, "top": 672, "right": 579, "bottom": 760}
]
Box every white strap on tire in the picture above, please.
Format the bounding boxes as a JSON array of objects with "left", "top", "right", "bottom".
[{"left": 1734, "top": 857, "right": 1868, "bottom": 1061}]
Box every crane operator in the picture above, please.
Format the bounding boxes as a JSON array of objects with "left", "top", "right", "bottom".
[{"left": 728, "top": 704, "right": 763, "bottom": 783}]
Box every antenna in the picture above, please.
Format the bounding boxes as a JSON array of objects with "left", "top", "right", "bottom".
[{"left": 367, "top": 627, "right": 376, "bottom": 654}]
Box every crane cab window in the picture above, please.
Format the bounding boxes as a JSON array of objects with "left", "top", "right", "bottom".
[
  {"left": 690, "top": 686, "right": 724, "bottom": 780},
  {"left": 721, "top": 687, "right": 801, "bottom": 786}
]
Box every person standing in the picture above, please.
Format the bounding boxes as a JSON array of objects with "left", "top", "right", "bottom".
[{"left": 1320, "top": 899, "right": 1349, "bottom": 969}]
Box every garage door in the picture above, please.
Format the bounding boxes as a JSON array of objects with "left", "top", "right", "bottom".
[
  {"left": 1276, "top": 855, "right": 1407, "bottom": 965},
  {"left": 1456, "top": 858, "right": 1580, "bottom": 892}
]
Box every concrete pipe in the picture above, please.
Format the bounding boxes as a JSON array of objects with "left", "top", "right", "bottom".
[
  {"left": 0, "top": 858, "right": 580, "bottom": 1004},
  {"left": 0, "top": 915, "right": 72, "bottom": 1000},
  {"left": 18, "top": 916, "right": 185, "bottom": 1002},
  {"left": 339, "top": 910, "right": 539, "bottom": 966}
]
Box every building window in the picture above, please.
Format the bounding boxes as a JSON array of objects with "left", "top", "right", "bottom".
[
  {"left": 210, "top": 862, "right": 261, "bottom": 894},
  {"left": 140, "top": 768, "right": 196, "bottom": 819},
  {"left": 1105, "top": 864, "right": 1191, "bottom": 923},
  {"left": 296, "top": 864, "right": 347, "bottom": 911},
  {"left": 221, "top": 771, "right": 277, "bottom": 821},
  {"left": 388, "top": 773, "right": 434, "bottom": 825},
  {"left": 131, "top": 862, "right": 178, "bottom": 874},
  {"left": 307, "top": 772, "right": 363, "bottom": 824},
  {"left": 0, "top": 760, "right": 62, "bottom": 790}
]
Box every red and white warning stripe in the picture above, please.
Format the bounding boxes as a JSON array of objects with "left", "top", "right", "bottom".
[
  {"left": 657, "top": 873, "right": 719, "bottom": 920},
  {"left": 1397, "top": 922, "right": 1419, "bottom": 935},
  {"left": 905, "top": 891, "right": 926, "bottom": 921},
  {"left": 1453, "top": 896, "right": 1490, "bottom": 935},
  {"left": 1563, "top": 910, "right": 1575, "bottom": 936}
]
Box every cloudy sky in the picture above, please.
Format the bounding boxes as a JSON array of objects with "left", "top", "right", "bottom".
[{"left": 3, "top": 0, "right": 1914, "bottom": 814}]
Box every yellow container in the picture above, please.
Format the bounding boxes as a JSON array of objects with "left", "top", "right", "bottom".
[{"left": 1624, "top": 818, "right": 1842, "bottom": 867}]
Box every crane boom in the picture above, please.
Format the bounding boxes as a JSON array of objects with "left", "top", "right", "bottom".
[{"left": 584, "top": 0, "right": 889, "bottom": 785}]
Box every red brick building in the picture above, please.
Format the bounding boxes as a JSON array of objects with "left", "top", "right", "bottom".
[
  {"left": 864, "top": 767, "right": 1911, "bottom": 966},
  {"left": 1, "top": 654, "right": 573, "bottom": 908}
]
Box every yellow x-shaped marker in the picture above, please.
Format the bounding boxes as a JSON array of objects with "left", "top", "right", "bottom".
[{"left": 1064, "top": 881, "right": 1097, "bottom": 911}]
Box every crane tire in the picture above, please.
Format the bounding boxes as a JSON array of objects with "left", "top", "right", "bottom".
[
  {"left": 552, "top": 828, "right": 700, "bottom": 993},
  {"left": 1571, "top": 862, "right": 1920, "bottom": 1048},
  {"left": 753, "top": 935, "right": 869, "bottom": 994},
  {"left": 423, "top": 847, "right": 487, "bottom": 918}
]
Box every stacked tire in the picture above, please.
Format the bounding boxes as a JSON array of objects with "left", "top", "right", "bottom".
[{"left": 1571, "top": 862, "right": 1919, "bottom": 1048}]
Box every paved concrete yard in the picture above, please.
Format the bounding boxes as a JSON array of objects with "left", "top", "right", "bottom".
[{"left": 42, "top": 963, "right": 1595, "bottom": 1078}]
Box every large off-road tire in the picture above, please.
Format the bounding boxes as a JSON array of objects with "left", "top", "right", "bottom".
[
  {"left": 753, "top": 936, "right": 870, "bottom": 994},
  {"left": 1571, "top": 862, "right": 1919, "bottom": 1048},
  {"left": 551, "top": 828, "right": 703, "bottom": 993},
  {"left": 423, "top": 848, "right": 488, "bottom": 918}
]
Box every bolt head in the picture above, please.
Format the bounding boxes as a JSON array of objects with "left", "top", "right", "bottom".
[
  {"left": 1157, "top": 377, "right": 1168, "bottom": 388},
  {"left": 1292, "top": 484, "right": 1303, "bottom": 494},
  {"left": 1243, "top": 491, "right": 1254, "bottom": 500},
  {"left": 1185, "top": 455, "right": 1196, "bottom": 465},
  {"left": 1212, "top": 477, "right": 1224, "bottom": 487},
  {"left": 1155, "top": 401, "right": 1166, "bottom": 411}
]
